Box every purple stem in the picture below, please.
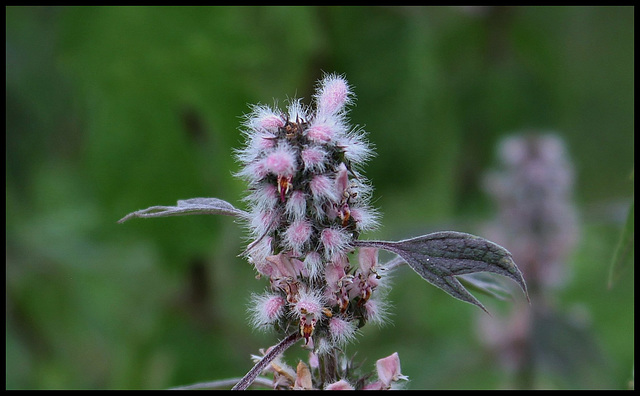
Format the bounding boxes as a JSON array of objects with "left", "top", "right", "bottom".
[{"left": 231, "top": 332, "right": 302, "bottom": 390}]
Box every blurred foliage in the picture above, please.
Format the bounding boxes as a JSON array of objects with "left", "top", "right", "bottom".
[
  {"left": 6, "top": 6, "right": 634, "bottom": 389},
  {"left": 609, "top": 171, "right": 634, "bottom": 289}
]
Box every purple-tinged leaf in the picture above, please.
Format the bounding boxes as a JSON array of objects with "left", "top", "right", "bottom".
[
  {"left": 355, "top": 231, "right": 528, "bottom": 313},
  {"left": 118, "top": 198, "right": 249, "bottom": 224}
]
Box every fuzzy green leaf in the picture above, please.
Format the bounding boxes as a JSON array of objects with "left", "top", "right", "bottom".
[{"left": 356, "top": 231, "right": 528, "bottom": 313}]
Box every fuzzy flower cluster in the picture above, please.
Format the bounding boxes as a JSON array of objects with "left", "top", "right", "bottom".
[
  {"left": 482, "top": 133, "right": 577, "bottom": 290},
  {"left": 477, "top": 133, "right": 578, "bottom": 380},
  {"left": 236, "top": 74, "right": 387, "bottom": 352}
]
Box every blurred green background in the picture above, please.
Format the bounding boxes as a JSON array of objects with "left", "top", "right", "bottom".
[{"left": 6, "top": 6, "right": 634, "bottom": 390}]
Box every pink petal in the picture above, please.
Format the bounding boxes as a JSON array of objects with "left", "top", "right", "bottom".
[
  {"left": 361, "top": 380, "right": 385, "bottom": 390},
  {"left": 335, "top": 162, "right": 350, "bottom": 196},
  {"left": 325, "top": 379, "right": 354, "bottom": 390},
  {"left": 358, "top": 247, "right": 378, "bottom": 274},
  {"left": 307, "top": 123, "right": 334, "bottom": 143},
  {"left": 317, "top": 75, "right": 351, "bottom": 116},
  {"left": 376, "top": 352, "right": 407, "bottom": 386},
  {"left": 265, "top": 147, "right": 296, "bottom": 176},
  {"left": 259, "top": 114, "right": 284, "bottom": 132}
]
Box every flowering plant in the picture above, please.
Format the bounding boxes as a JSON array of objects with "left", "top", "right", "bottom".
[{"left": 119, "top": 73, "right": 528, "bottom": 390}]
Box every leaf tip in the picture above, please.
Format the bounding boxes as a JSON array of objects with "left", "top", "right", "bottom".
[
  {"left": 117, "top": 214, "right": 133, "bottom": 224},
  {"left": 476, "top": 300, "right": 491, "bottom": 316}
]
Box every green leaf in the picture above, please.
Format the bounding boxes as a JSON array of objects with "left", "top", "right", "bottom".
[
  {"left": 356, "top": 231, "right": 528, "bottom": 313},
  {"left": 118, "top": 197, "right": 249, "bottom": 223}
]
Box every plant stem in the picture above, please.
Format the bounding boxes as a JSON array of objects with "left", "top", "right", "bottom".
[
  {"left": 169, "top": 376, "right": 274, "bottom": 390},
  {"left": 231, "top": 332, "right": 302, "bottom": 391}
]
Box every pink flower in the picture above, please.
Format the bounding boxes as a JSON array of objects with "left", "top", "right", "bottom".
[
  {"left": 235, "top": 156, "right": 268, "bottom": 184},
  {"left": 307, "top": 123, "right": 335, "bottom": 143},
  {"left": 247, "top": 236, "right": 273, "bottom": 275},
  {"left": 308, "top": 351, "right": 319, "bottom": 369},
  {"left": 315, "top": 74, "right": 352, "bottom": 117},
  {"left": 325, "top": 379, "right": 354, "bottom": 390},
  {"left": 324, "top": 257, "right": 352, "bottom": 311},
  {"left": 265, "top": 146, "right": 296, "bottom": 176},
  {"left": 334, "top": 163, "right": 350, "bottom": 197},
  {"left": 304, "top": 252, "right": 324, "bottom": 280},
  {"left": 358, "top": 247, "right": 378, "bottom": 274},
  {"left": 249, "top": 293, "right": 286, "bottom": 328},
  {"left": 293, "top": 361, "right": 313, "bottom": 390},
  {"left": 258, "top": 114, "right": 284, "bottom": 133},
  {"left": 337, "top": 133, "right": 373, "bottom": 165},
  {"left": 361, "top": 381, "right": 385, "bottom": 390},
  {"left": 376, "top": 352, "right": 408, "bottom": 387},
  {"left": 349, "top": 205, "right": 379, "bottom": 232},
  {"left": 321, "top": 227, "right": 352, "bottom": 261},
  {"left": 250, "top": 209, "right": 278, "bottom": 238},
  {"left": 325, "top": 260, "right": 347, "bottom": 293},
  {"left": 256, "top": 134, "right": 276, "bottom": 150},
  {"left": 247, "top": 182, "right": 279, "bottom": 212},
  {"left": 285, "top": 190, "right": 307, "bottom": 220},
  {"left": 265, "top": 253, "right": 306, "bottom": 279},
  {"left": 284, "top": 219, "right": 313, "bottom": 253},
  {"left": 293, "top": 289, "right": 324, "bottom": 318},
  {"left": 301, "top": 146, "right": 327, "bottom": 172},
  {"left": 294, "top": 289, "right": 325, "bottom": 345},
  {"left": 310, "top": 174, "right": 338, "bottom": 203},
  {"left": 363, "top": 297, "right": 388, "bottom": 326},
  {"left": 246, "top": 104, "right": 284, "bottom": 133},
  {"left": 328, "top": 316, "right": 357, "bottom": 346}
]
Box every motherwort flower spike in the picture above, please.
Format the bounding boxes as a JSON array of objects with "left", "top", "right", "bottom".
[{"left": 119, "top": 73, "right": 528, "bottom": 390}]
